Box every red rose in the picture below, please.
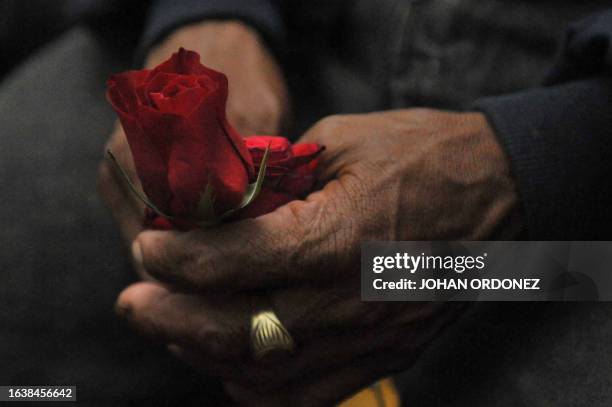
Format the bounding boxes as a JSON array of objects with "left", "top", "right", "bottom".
[
  {"left": 107, "top": 48, "right": 324, "bottom": 230},
  {"left": 107, "top": 48, "right": 254, "bottom": 226},
  {"left": 237, "top": 136, "right": 324, "bottom": 219}
]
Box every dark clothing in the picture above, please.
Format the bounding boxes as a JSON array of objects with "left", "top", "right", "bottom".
[
  {"left": 476, "top": 10, "right": 612, "bottom": 239},
  {"left": 2, "top": 1, "right": 612, "bottom": 406},
  {"left": 143, "top": 0, "right": 285, "bottom": 54}
]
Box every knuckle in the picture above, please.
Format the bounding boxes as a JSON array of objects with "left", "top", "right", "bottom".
[
  {"left": 304, "top": 114, "right": 351, "bottom": 145},
  {"left": 230, "top": 97, "right": 281, "bottom": 134},
  {"left": 314, "top": 114, "right": 343, "bottom": 133}
]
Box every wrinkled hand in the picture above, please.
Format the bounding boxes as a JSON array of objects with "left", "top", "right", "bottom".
[
  {"left": 98, "top": 20, "right": 288, "bottom": 243},
  {"left": 115, "top": 109, "right": 520, "bottom": 405}
]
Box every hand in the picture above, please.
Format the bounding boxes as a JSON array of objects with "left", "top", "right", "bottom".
[
  {"left": 146, "top": 20, "right": 288, "bottom": 135},
  {"left": 115, "top": 109, "right": 520, "bottom": 405},
  {"left": 98, "top": 20, "right": 289, "bottom": 244}
]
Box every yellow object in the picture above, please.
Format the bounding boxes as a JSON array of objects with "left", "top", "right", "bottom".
[
  {"left": 338, "top": 378, "right": 400, "bottom": 407},
  {"left": 250, "top": 310, "right": 295, "bottom": 359}
]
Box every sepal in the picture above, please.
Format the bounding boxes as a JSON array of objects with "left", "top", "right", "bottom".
[
  {"left": 107, "top": 150, "right": 173, "bottom": 220},
  {"left": 192, "top": 183, "right": 221, "bottom": 227},
  {"left": 221, "top": 144, "right": 271, "bottom": 220}
]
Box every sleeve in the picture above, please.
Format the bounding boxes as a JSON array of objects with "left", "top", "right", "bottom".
[
  {"left": 139, "top": 0, "right": 285, "bottom": 54},
  {"left": 473, "top": 9, "right": 612, "bottom": 239}
]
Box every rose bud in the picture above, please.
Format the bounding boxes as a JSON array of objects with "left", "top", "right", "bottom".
[
  {"left": 106, "top": 48, "right": 255, "bottom": 229},
  {"left": 237, "top": 136, "right": 324, "bottom": 219}
]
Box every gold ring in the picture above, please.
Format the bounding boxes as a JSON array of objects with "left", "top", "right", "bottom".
[{"left": 250, "top": 310, "right": 295, "bottom": 360}]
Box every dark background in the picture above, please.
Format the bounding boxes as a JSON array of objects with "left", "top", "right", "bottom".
[{"left": 2, "top": 1, "right": 612, "bottom": 406}]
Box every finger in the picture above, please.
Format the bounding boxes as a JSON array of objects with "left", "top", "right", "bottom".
[
  {"left": 297, "top": 111, "right": 423, "bottom": 182},
  {"left": 170, "top": 302, "right": 461, "bottom": 391},
  {"left": 296, "top": 114, "right": 371, "bottom": 182},
  {"left": 132, "top": 182, "right": 358, "bottom": 291},
  {"left": 116, "top": 282, "right": 251, "bottom": 360},
  {"left": 223, "top": 310, "right": 445, "bottom": 407},
  {"left": 271, "top": 286, "right": 451, "bottom": 338},
  {"left": 297, "top": 116, "right": 351, "bottom": 182},
  {"left": 175, "top": 324, "right": 399, "bottom": 390},
  {"left": 130, "top": 240, "right": 155, "bottom": 281},
  {"left": 259, "top": 302, "right": 456, "bottom": 389},
  {"left": 170, "top": 328, "right": 380, "bottom": 389}
]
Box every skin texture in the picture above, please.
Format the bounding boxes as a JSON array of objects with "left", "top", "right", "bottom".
[
  {"left": 98, "top": 21, "right": 521, "bottom": 407},
  {"left": 99, "top": 16, "right": 520, "bottom": 406}
]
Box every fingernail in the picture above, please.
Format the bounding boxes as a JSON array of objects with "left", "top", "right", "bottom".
[{"left": 132, "top": 240, "right": 143, "bottom": 266}]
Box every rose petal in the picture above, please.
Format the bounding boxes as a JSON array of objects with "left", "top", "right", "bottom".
[
  {"left": 107, "top": 70, "right": 151, "bottom": 114},
  {"left": 290, "top": 143, "right": 325, "bottom": 168},
  {"left": 278, "top": 172, "right": 316, "bottom": 197},
  {"left": 246, "top": 135, "right": 292, "bottom": 165},
  {"left": 149, "top": 87, "right": 207, "bottom": 116},
  {"left": 114, "top": 110, "right": 172, "bottom": 212},
  {"left": 107, "top": 48, "right": 262, "bottom": 224},
  {"left": 165, "top": 89, "right": 251, "bottom": 215}
]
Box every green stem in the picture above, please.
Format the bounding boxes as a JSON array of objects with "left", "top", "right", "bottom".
[{"left": 106, "top": 150, "right": 173, "bottom": 219}]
